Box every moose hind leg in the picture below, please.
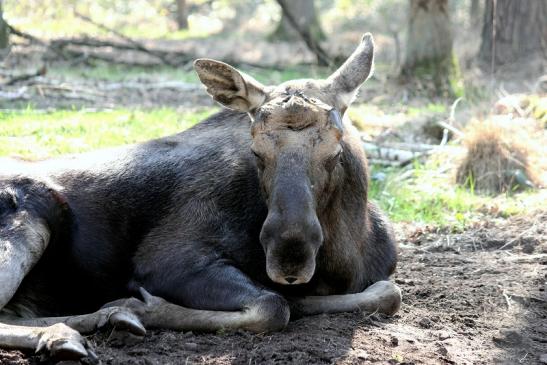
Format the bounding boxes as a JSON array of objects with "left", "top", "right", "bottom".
[
  {"left": 289, "top": 280, "right": 402, "bottom": 317},
  {"left": 0, "top": 218, "right": 50, "bottom": 310},
  {"left": 0, "top": 303, "right": 146, "bottom": 360},
  {"left": 1, "top": 305, "right": 146, "bottom": 336},
  {"left": 0, "top": 322, "right": 95, "bottom": 361}
]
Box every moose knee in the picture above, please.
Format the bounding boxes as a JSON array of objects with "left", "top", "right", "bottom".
[
  {"left": 362, "top": 280, "right": 402, "bottom": 316},
  {"left": 245, "top": 292, "right": 290, "bottom": 333}
]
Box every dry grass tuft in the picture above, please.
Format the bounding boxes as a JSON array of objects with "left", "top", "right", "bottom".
[{"left": 456, "top": 118, "right": 541, "bottom": 194}]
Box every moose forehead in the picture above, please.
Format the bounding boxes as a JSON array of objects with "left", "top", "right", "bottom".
[
  {"left": 250, "top": 96, "right": 343, "bottom": 156},
  {"left": 252, "top": 92, "right": 338, "bottom": 133}
]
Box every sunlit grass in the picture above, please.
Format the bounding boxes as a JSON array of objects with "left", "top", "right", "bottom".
[
  {"left": 369, "top": 158, "right": 545, "bottom": 228},
  {"left": 0, "top": 107, "right": 217, "bottom": 159}
]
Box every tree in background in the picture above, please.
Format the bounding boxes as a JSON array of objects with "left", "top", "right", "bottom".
[
  {"left": 0, "top": 0, "right": 8, "bottom": 49},
  {"left": 479, "top": 0, "right": 547, "bottom": 69},
  {"left": 400, "top": 0, "right": 460, "bottom": 96},
  {"left": 469, "top": 0, "right": 482, "bottom": 29},
  {"left": 176, "top": 0, "right": 188, "bottom": 30},
  {"left": 271, "top": 0, "right": 325, "bottom": 41}
]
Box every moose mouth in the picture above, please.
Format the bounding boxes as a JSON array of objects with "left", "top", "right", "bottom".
[
  {"left": 265, "top": 251, "right": 317, "bottom": 285},
  {"left": 262, "top": 227, "right": 321, "bottom": 285}
]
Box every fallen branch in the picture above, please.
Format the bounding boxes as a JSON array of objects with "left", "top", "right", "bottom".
[
  {"left": 362, "top": 141, "right": 427, "bottom": 166},
  {"left": 73, "top": 11, "right": 178, "bottom": 67},
  {"left": 98, "top": 81, "right": 201, "bottom": 91},
  {"left": 50, "top": 36, "right": 147, "bottom": 52},
  {"left": 52, "top": 47, "right": 180, "bottom": 68},
  {"left": 1, "top": 66, "right": 47, "bottom": 86},
  {"left": 0, "top": 87, "right": 29, "bottom": 101},
  {"left": 361, "top": 137, "right": 463, "bottom": 167},
  {"left": 437, "top": 97, "right": 465, "bottom": 139},
  {"left": 5, "top": 23, "right": 47, "bottom": 46}
]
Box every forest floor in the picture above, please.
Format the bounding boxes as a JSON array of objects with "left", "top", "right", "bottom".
[
  {"left": 0, "top": 38, "right": 546, "bottom": 364},
  {"left": 0, "top": 212, "right": 545, "bottom": 365}
]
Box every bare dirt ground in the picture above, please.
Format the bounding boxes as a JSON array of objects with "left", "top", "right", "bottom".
[{"left": 1, "top": 211, "right": 545, "bottom": 365}]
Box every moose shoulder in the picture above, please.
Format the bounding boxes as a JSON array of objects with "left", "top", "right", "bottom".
[{"left": 0, "top": 33, "right": 400, "bottom": 361}]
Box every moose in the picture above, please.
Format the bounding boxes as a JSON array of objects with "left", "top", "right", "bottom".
[{"left": 0, "top": 33, "right": 400, "bottom": 361}]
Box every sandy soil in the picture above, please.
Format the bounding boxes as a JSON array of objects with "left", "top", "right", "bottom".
[{"left": 1, "top": 211, "right": 545, "bottom": 365}]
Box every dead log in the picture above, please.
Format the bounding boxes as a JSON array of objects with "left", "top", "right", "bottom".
[
  {"left": 50, "top": 36, "right": 145, "bottom": 52},
  {"left": 0, "top": 87, "right": 28, "bottom": 101},
  {"left": 362, "top": 141, "right": 426, "bottom": 166},
  {"left": 361, "top": 137, "right": 461, "bottom": 167},
  {"left": 5, "top": 23, "right": 46, "bottom": 45},
  {"left": 73, "top": 12, "right": 178, "bottom": 67},
  {"left": 1, "top": 66, "right": 47, "bottom": 86}
]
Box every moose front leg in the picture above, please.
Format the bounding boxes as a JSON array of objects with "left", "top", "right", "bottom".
[
  {"left": 129, "top": 264, "right": 290, "bottom": 333},
  {"left": 289, "top": 280, "right": 402, "bottom": 317}
]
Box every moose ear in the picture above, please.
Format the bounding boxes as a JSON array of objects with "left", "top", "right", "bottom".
[
  {"left": 326, "top": 33, "right": 375, "bottom": 108},
  {"left": 194, "top": 59, "right": 267, "bottom": 112}
]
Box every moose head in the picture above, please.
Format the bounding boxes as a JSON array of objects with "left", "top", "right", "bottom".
[{"left": 194, "top": 34, "right": 375, "bottom": 285}]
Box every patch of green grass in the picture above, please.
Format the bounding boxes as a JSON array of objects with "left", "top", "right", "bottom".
[
  {"left": 405, "top": 102, "right": 447, "bottom": 117},
  {"left": 0, "top": 107, "right": 217, "bottom": 159},
  {"left": 369, "top": 158, "right": 544, "bottom": 228}
]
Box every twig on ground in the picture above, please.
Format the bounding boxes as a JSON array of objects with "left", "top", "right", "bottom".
[
  {"left": 498, "top": 222, "right": 539, "bottom": 250},
  {"left": 436, "top": 97, "right": 465, "bottom": 140},
  {"left": 501, "top": 289, "right": 512, "bottom": 310}
]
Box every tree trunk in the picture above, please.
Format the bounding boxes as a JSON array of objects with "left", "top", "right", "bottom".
[
  {"left": 400, "top": 0, "right": 460, "bottom": 96},
  {"left": 0, "top": 0, "right": 9, "bottom": 49},
  {"left": 176, "top": 0, "right": 188, "bottom": 30},
  {"left": 271, "top": 0, "right": 325, "bottom": 42},
  {"left": 470, "top": 0, "right": 481, "bottom": 28},
  {"left": 479, "top": 0, "right": 547, "bottom": 68}
]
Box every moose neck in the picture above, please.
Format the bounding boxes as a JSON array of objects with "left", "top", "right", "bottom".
[{"left": 316, "top": 136, "right": 370, "bottom": 273}]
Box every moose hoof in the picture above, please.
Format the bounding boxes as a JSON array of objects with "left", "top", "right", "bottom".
[
  {"left": 109, "top": 309, "right": 146, "bottom": 337},
  {"left": 36, "top": 323, "right": 96, "bottom": 361}
]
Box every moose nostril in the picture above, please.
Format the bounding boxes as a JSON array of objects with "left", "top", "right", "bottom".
[{"left": 285, "top": 276, "right": 298, "bottom": 284}]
